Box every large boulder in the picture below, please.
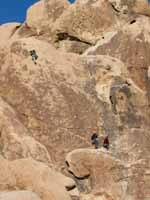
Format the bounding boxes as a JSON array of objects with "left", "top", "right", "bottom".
[
  {"left": 0, "top": 156, "right": 75, "bottom": 200},
  {"left": 0, "top": 36, "right": 149, "bottom": 167},
  {"left": 0, "top": 37, "right": 100, "bottom": 166},
  {"left": 26, "top": 0, "right": 69, "bottom": 36},
  {"left": 66, "top": 148, "right": 150, "bottom": 200},
  {"left": 26, "top": 1, "right": 49, "bottom": 34},
  {"left": 52, "top": 0, "right": 119, "bottom": 45},
  {"left": 66, "top": 149, "right": 126, "bottom": 200},
  {"left": 0, "top": 1, "right": 150, "bottom": 199}
]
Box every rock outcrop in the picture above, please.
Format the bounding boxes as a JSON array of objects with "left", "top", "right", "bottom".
[
  {"left": 0, "top": 156, "right": 76, "bottom": 200},
  {"left": 0, "top": 191, "right": 41, "bottom": 200},
  {"left": 52, "top": 0, "right": 119, "bottom": 45},
  {"left": 26, "top": 1, "right": 49, "bottom": 34},
  {"left": 109, "top": 0, "right": 150, "bottom": 16},
  {"left": 26, "top": 0, "right": 69, "bottom": 36},
  {"left": 25, "top": 0, "right": 122, "bottom": 53},
  {"left": 0, "top": 0, "right": 150, "bottom": 199},
  {"left": 0, "top": 23, "right": 21, "bottom": 47},
  {"left": 66, "top": 148, "right": 150, "bottom": 200}
]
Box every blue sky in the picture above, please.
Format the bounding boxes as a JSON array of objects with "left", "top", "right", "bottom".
[
  {"left": 0, "top": 0, "right": 150, "bottom": 25},
  {"left": 0, "top": 0, "right": 75, "bottom": 25},
  {"left": 0, "top": 0, "right": 39, "bottom": 24}
]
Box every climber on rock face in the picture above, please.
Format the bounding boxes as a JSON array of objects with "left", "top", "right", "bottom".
[
  {"left": 91, "top": 133, "right": 100, "bottom": 149},
  {"left": 30, "top": 50, "right": 38, "bottom": 64},
  {"left": 103, "top": 135, "right": 109, "bottom": 150}
]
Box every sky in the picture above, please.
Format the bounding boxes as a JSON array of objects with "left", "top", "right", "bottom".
[
  {"left": 0, "top": 0, "right": 75, "bottom": 25},
  {"left": 1, "top": 0, "right": 148, "bottom": 25},
  {"left": 0, "top": 0, "right": 39, "bottom": 24}
]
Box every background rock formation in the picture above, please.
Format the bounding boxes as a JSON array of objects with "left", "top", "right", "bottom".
[
  {"left": 0, "top": 97, "right": 51, "bottom": 164},
  {"left": 109, "top": 0, "right": 150, "bottom": 15},
  {"left": 0, "top": 0, "right": 150, "bottom": 200}
]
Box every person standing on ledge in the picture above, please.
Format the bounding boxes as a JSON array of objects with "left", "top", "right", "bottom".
[
  {"left": 103, "top": 135, "right": 109, "bottom": 150},
  {"left": 91, "top": 133, "right": 100, "bottom": 149}
]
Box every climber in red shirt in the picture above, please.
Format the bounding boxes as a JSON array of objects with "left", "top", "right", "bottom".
[{"left": 103, "top": 135, "right": 109, "bottom": 150}]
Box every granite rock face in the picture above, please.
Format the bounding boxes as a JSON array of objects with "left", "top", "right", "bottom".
[
  {"left": 0, "top": 97, "right": 51, "bottom": 164},
  {"left": 66, "top": 148, "right": 150, "bottom": 200},
  {"left": 0, "top": 23, "right": 21, "bottom": 47},
  {"left": 0, "top": 37, "right": 101, "bottom": 165},
  {"left": 109, "top": 0, "right": 150, "bottom": 15},
  {"left": 0, "top": 156, "right": 75, "bottom": 200},
  {"left": 84, "top": 15, "right": 150, "bottom": 92},
  {"left": 25, "top": 0, "right": 120, "bottom": 53},
  {"left": 0, "top": 0, "right": 150, "bottom": 200},
  {"left": 66, "top": 149, "right": 126, "bottom": 200},
  {"left": 26, "top": 0, "right": 69, "bottom": 36},
  {"left": 52, "top": 0, "right": 119, "bottom": 45},
  {"left": 0, "top": 191, "right": 41, "bottom": 200}
]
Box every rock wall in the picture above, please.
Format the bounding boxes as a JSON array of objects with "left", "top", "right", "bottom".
[{"left": 0, "top": 0, "right": 150, "bottom": 200}]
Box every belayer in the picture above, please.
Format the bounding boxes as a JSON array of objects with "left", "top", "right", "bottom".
[{"left": 91, "top": 133, "right": 100, "bottom": 149}]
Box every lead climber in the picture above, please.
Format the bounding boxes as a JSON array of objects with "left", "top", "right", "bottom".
[
  {"left": 30, "top": 50, "right": 38, "bottom": 64},
  {"left": 103, "top": 135, "right": 109, "bottom": 150},
  {"left": 91, "top": 133, "right": 100, "bottom": 149}
]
